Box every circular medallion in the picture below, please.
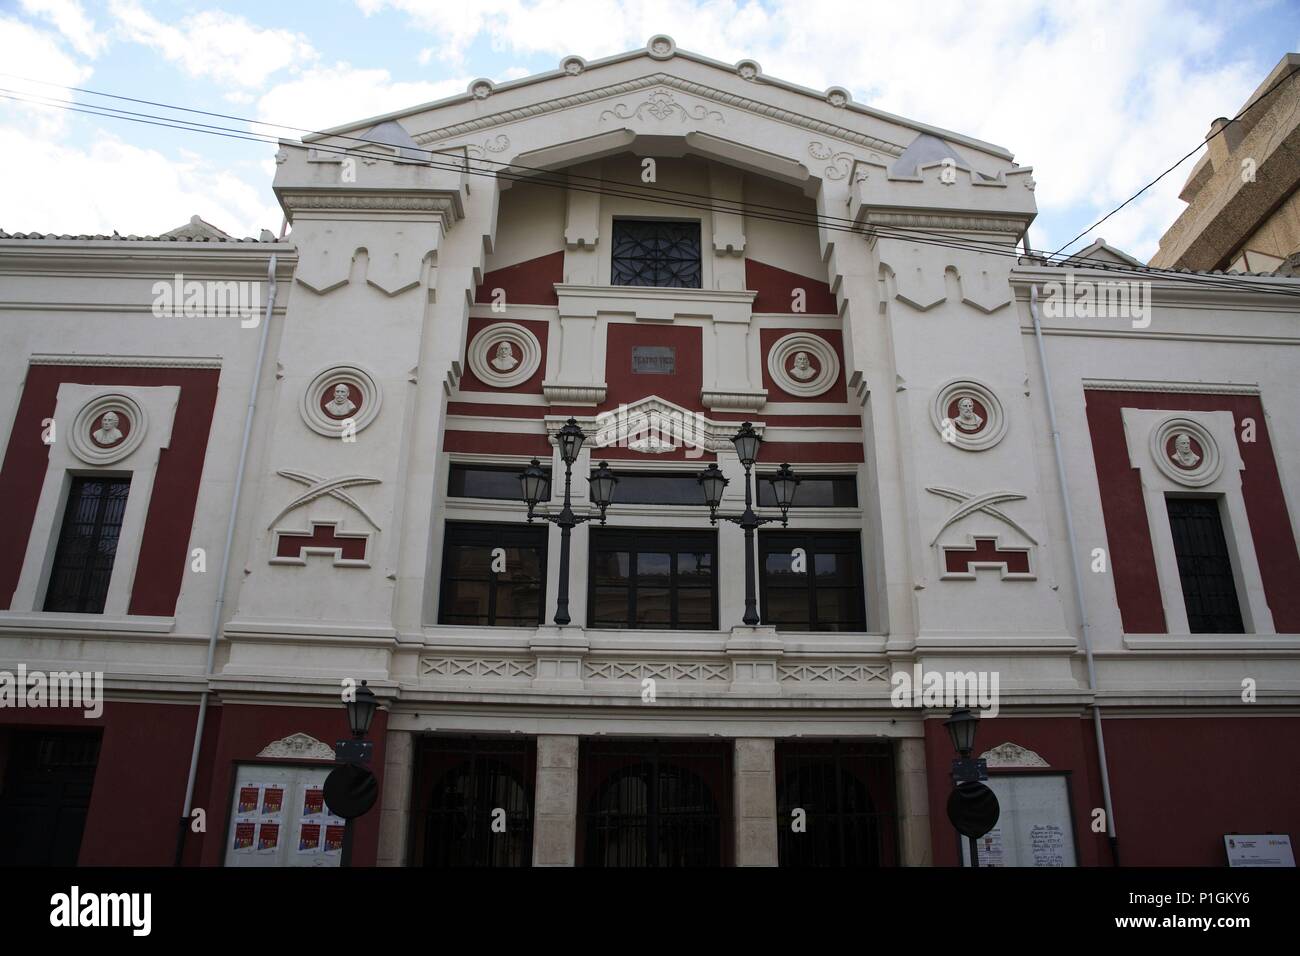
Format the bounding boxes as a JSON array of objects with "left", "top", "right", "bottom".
[
  {"left": 1150, "top": 417, "right": 1222, "bottom": 487},
  {"left": 767, "top": 332, "right": 840, "bottom": 398},
  {"left": 467, "top": 322, "right": 542, "bottom": 389},
  {"left": 71, "top": 393, "right": 147, "bottom": 465},
  {"left": 300, "top": 365, "right": 382, "bottom": 437},
  {"left": 931, "top": 379, "right": 1007, "bottom": 451}
]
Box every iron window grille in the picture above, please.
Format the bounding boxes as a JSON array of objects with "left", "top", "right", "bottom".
[
  {"left": 409, "top": 736, "right": 535, "bottom": 867},
  {"left": 758, "top": 530, "right": 867, "bottom": 631},
  {"left": 776, "top": 739, "right": 898, "bottom": 867},
  {"left": 578, "top": 739, "right": 732, "bottom": 867},
  {"left": 43, "top": 476, "right": 131, "bottom": 614},
  {"left": 588, "top": 528, "right": 717, "bottom": 629},
  {"left": 1166, "top": 496, "right": 1245, "bottom": 633},
  {"left": 611, "top": 219, "right": 702, "bottom": 288},
  {"left": 438, "top": 521, "right": 548, "bottom": 626}
]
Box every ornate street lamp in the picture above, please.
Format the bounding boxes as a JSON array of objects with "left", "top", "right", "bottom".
[
  {"left": 944, "top": 707, "right": 980, "bottom": 757},
  {"left": 698, "top": 423, "right": 800, "bottom": 626},
  {"left": 345, "top": 680, "right": 378, "bottom": 739},
  {"left": 519, "top": 418, "right": 617, "bottom": 625}
]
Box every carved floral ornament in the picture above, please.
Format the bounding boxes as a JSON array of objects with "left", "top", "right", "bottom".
[
  {"left": 299, "top": 365, "right": 382, "bottom": 437},
  {"left": 1150, "top": 416, "right": 1223, "bottom": 487},
  {"left": 930, "top": 379, "right": 1007, "bottom": 451},
  {"left": 70, "top": 393, "right": 148, "bottom": 465},
  {"left": 767, "top": 332, "right": 840, "bottom": 398},
  {"left": 467, "top": 322, "right": 542, "bottom": 388},
  {"left": 600, "top": 88, "right": 724, "bottom": 124},
  {"left": 256, "top": 733, "right": 336, "bottom": 760}
]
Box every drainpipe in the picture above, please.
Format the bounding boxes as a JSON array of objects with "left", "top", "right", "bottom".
[
  {"left": 174, "top": 252, "right": 280, "bottom": 865},
  {"left": 1028, "top": 283, "right": 1120, "bottom": 865}
]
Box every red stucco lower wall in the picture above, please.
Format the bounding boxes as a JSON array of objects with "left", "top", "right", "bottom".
[{"left": 925, "top": 713, "right": 1299, "bottom": 867}]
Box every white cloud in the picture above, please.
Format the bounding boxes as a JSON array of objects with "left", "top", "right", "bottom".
[
  {"left": 256, "top": 64, "right": 468, "bottom": 134},
  {"left": 19, "top": 0, "right": 107, "bottom": 58},
  {"left": 0, "top": 126, "right": 280, "bottom": 237},
  {"left": 108, "top": 1, "right": 318, "bottom": 89},
  {"left": 0, "top": 17, "right": 95, "bottom": 137},
  {"left": 357, "top": 0, "right": 1267, "bottom": 258}
]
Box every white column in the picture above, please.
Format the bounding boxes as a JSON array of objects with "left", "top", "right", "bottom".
[
  {"left": 733, "top": 738, "right": 778, "bottom": 866},
  {"left": 377, "top": 730, "right": 413, "bottom": 866},
  {"left": 895, "top": 736, "right": 933, "bottom": 866},
  {"left": 532, "top": 734, "right": 579, "bottom": 866}
]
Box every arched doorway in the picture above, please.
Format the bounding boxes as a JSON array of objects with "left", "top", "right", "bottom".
[
  {"left": 579, "top": 739, "right": 732, "bottom": 866},
  {"left": 409, "top": 736, "right": 534, "bottom": 867},
  {"left": 776, "top": 739, "right": 898, "bottom": 866}
]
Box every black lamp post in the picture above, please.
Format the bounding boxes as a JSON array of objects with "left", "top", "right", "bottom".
[
  {"left": 519, "top": 418, "right": 617, "bottom": 626},
  {"left": 330, "top": 679, "right": 379, "bottom": 868},
  {"left": 945, "top": 707, "right": 985, "bottom": 868},
  {"left": 697, "top": 422, "right": 800, "bottom": 626},
  {"left": 346, "top": 680, "right": 378, "bottom": 739}
]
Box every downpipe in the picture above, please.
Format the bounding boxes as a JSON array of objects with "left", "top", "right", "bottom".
[
  {"left": 1029, "top": 283, "right": 1120, "bottom": 865},
  {"left": 174, "top": 252, "right": 279, "bottom": 865}
]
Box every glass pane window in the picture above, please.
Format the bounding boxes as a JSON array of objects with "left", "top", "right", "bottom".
[
  {"left": 43, "top": 477, "right": 131, "bottom": 614},
  {"left": 588, "top": 529, "right": 717, "bottom": 629},
  {"left": 439, "top": 522, "right": 548, "bottom": 626},
  {"left": 447, "top": 464, "right": 550, "bottom": 502},
  {"left": 758, "top": 474, "right": 858, "bottom": 508},
  {"left": 611, "top": 219, "right": 702, "bottom": 289},
  {"left": 758, "top": 531, "right": 866, "bottom": 632}
]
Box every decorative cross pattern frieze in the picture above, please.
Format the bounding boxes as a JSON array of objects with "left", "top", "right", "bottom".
[
  {"left": 777, "top": 663, "right": 890, "bottom": 684},
  {"left": 421, "top": 657, "right": 536, "bottom": 679},
  {"left": 584, "top": 660, "right": 731, "bottom": 682}
]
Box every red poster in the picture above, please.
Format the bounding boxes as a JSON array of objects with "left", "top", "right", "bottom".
[
  {"left": 298, "top": 823, "right": 321, "bottom": 852},
  {"left": 324, "top": 824, "right": 346, "bottom": 853},
  {"left": 257, "top": 822, "right": 280, "bottom": 852},
  {"left": 261, "top": 786, "right": 284, "bottom": 815},
  {"left": 233, "top": 822, "right": 255, "bottom": 851},
  {"left": 237, "top": 786, "right": 260, "bottom": 815},
  {"left": 303, "top": 788, "right": 324, "bottom": 816}
]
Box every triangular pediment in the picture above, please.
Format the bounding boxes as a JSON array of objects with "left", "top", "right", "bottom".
[{"left": 546, "top": 396, "right": 765, "bottom": 455}]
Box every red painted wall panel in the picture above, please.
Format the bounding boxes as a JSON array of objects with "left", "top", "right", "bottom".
[
  {"left": 0, "top": 365, "right": 219, "bottom": 615},
  {"left": 745, "top": 258, "right": 837, "bottom": 314},
  {"left": 473, "top": 251, "right": 563, "bottom": 306},
  {"left": 1085, "top": 390, "right": 1300, "bottom": 633}
]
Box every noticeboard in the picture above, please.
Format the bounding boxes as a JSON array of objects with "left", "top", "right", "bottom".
[
  {"left": 960, "top": 773, "right": 1077, "bottom": 867},
  {"left": 224, "top": 764, "right": 346, "bottom": 867},
  {"left": 1224, "top": 834, "right": 1295, "bottom": 867}
]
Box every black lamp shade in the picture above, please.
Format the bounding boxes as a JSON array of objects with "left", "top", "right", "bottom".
[
  {"left": 767, "top": 462, "right": 801, "bottom": 512},
  {"left": 731, "top": 422, "right": 761, "bottom": 467},
  {"left": 346, "top": 680, "right": 378, "bottom": 738},
  {"left": 697, "top": 463, "right": 729, "bottom": 509},
  {"left": 589, "top": 462, "right": 618, "bottom": 508},
  {"left": 556, "top": 417, "right": 586, "bottom": 465},
  {"left": 518, "top": 458, "right": 549, "bottom": 507},
  {"left": 944, "top": 707, "right": 980, "bottom": 756}
]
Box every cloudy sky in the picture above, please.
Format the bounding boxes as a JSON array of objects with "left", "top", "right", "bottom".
[{"left": 1, "top": 0, "right": 1297, "bottom": 258}]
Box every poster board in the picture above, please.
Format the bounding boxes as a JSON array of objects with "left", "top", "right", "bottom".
[
  {"left": 224, "top": 764, "right": 347, "bottom": 867},
  {"left": 960, "top": 773, "right": 1077, "bottom": 867},
  {"left": 1224, "top": 835, "right": 1295, "bottom": 867}
]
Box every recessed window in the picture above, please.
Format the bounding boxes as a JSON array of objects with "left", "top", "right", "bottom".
[
  {"left": 611, "top": 219, "right": 702, "bottom": 288},
  {"left": 43, "top": 477, "right": 131, "bottom": 614},
  {"left": 758, "top": 474, "right": 858, "bottom": 508},
  {"left": 448, "top": 463, "right": 549, "bottom": 502},
  {"left": 589, "top": 528, "right": 716, "bottom": 629},
  {"left": 1166, "top": 497, "right": 1244, "bottom": 633},
  {"left": 439, "top": 522, "right": 547, "bottom": 626},
  {"left": 607, "top": 472, "right": 708, "bottom": 506},
  {"left": 759, "top": 531, "right": 866, "bottom": 632}
]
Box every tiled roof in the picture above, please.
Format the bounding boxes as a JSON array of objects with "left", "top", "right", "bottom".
[{"left": 0, "top": 229, "right": 276, "bottom": 242}]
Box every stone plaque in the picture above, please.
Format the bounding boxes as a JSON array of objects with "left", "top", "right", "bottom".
[{"left": 632, "top": 346, "right": 676, "bottom": 374}]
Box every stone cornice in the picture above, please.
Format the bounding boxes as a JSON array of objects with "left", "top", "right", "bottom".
[
  {"left": 416, "top": 73, "right": 907, "bottom": 156},
  {"left": 30, "top": 354, "right": 223, "bottom": 369},
  {"left": 865, "top": 211, "right": 1029, "bottom": 235},
  {"left": 278, "top": 189, "right": 464, "bottom": 228},
  {"left": 1080, "top": 378, "right": 1261, "bottom": 395}
]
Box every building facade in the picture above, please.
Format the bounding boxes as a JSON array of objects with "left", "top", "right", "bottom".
[{"left": 1, "top": 37, "right": 1298, "bottom": 868}]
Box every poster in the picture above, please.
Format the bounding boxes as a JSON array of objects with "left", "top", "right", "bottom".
[
  {"left": 302, "top": 786, "right": 324, "bottom": 817},
  {"left": 1224, "top": 835, "right": 1295, "bottom": 867},
  {"left": 261, "top": 786, "right": 285, "bottom": 816},
  {"left": 324, "top": 824, "right": 346, "bottom": 855},
  {"left": 298, "top": 823, "right": 322, "bottom": 853},
  {"left": 237, "top": 785, "right": 261, "bottom": 816},
  {"left": 257, "top": 822, "right": 281, "bottom": 853},
  {"left": 232, "top": 821, "right": 256, "bottom": 853},
  {"left": 961, "top": 774, "right": 1077, "bottom": 867}
]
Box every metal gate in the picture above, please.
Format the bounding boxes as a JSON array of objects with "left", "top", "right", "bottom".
[
  {"left": 776, "top": 739, "right": 898, "bottom": 866},
  {"left": 579, "top": 738, "right": 731, "bottom": 867},
  {"left": 0, "top": 731, "right": 101, "bottom": 866},
  {"left": 409, "top": 736, "right": 535, "bottom": 867}
]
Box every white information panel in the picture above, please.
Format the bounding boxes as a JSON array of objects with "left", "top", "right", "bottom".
[
  {"left": 961, "top": 774, "right": 1077, "bottom": 867},
  {"left": 1224, "top": 835, "right": 1294, "bottom": 867},
  {"left": 224, "top": 764, "right": 346, "bottom": 868}
]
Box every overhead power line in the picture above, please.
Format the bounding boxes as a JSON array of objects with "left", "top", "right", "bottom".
[{"left": 2, "top": 82, "right": 1299, "bottom": 301}]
